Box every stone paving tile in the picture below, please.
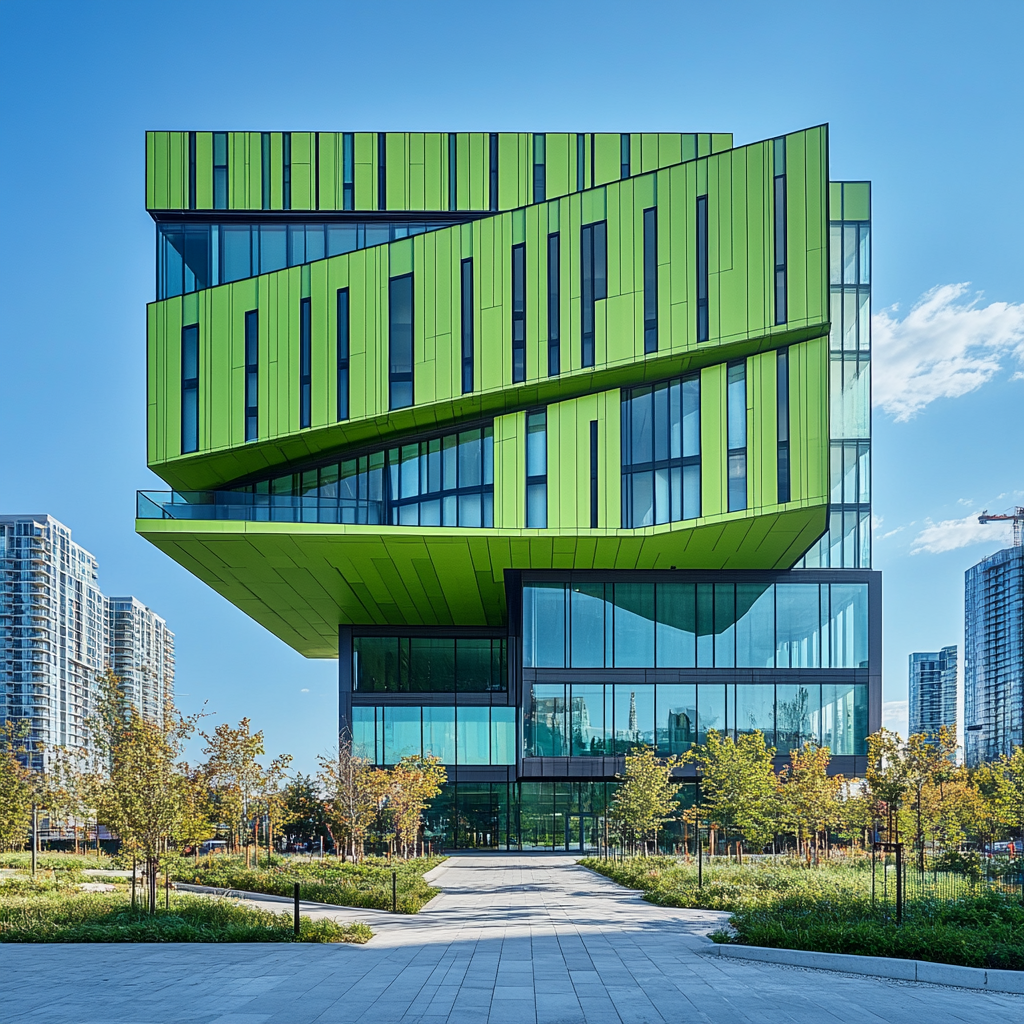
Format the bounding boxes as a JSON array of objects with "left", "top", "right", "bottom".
[{"left": 2, "top": 853, "right": 1023, "bottom": 1023}]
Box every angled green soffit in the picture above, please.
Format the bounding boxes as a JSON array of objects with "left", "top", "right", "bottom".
[
  {"left": 148, "top": 126, "right": 828, "bottom": 491},
  {"left": 146, "top": 131, "right": 734, "bottom": 213},
  {"left": 136, "top": 504, "right": 825, "bottom": 657}
]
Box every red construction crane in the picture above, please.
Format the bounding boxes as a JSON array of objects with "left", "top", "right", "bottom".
[{"left": 978, "top": 506, "right": 1024, "bottom": 547}]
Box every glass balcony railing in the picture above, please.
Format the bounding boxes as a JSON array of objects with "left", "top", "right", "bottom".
[{"left": 137, "top": 490, "right": 385, "bottom": 525}]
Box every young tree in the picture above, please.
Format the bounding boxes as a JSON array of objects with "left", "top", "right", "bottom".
[
  {"left": 0, "top": 721, "right": 34, "bottom": 853},
  {"left": 282, "top": 773, "right": 330, "bottom": 850},
  {"left": 318, "top": 731, "right": 379, "bottom": 861},
  {"left": 386, "top": 756, "right": 446, "bottom": 858},
  {"left": 259, "top": 753, "right": 293, "bottom": 864},
  {"left": 776, "top": 743, "right": 843, "bottom": 861},
  {"left": 173, "top": 764, "right": 216, "bottom": 862},
  {"left": 993, "top": 746, "right": 1024, "bottom": 846},
  {"left": 865, "top": 728, "right": 909, "bottom": 843},
  {"left": 687, "top": 729, "right": 777, "bottom": 852},
  {"left": 610, "top": 745, "right": 685, "bottom": 854}
]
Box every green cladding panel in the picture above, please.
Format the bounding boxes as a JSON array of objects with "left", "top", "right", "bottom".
[{"left": 140, "top": 125, "right": 835, "bottom": 656}]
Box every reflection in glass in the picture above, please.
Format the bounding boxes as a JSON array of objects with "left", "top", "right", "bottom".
[
  {"left": 830, "top": 583, "right": 869, "bottom": 668},
  {"left": 384, "top": 707, "right": 421, "bottom": 763},
  {"left": 523, "top": 584, "right": 566, "bottom": 668},
  {"left": 571, "top": 585, "right": 606, "bottom": 668},
  {"left": 697, "top": 583, "right": 714, "bottom": 667},
  {"left": 614, "top": 584, "right": 654, "bottom": 666},
  {"left": 697, "top": 684, "right": 726, "bottom": 743},
  {"left": 352, "top": 706, "right": 376, "bottom": 760},
  {"left": 736, "top": 584, "right": 774, "bottom": 667},
  {"left": 656, "top": 583, "right": 696, "bottom": 667},
  {"left": 456, "top": 707, "right": 490, "bottom": 765},
  {"left": 657, "top": 684, "right": 696, "bottom": 755},
  {"left": 776, "top": 684, "right": 821, "bottom": 752},
  {"left": 525, "top": 683, "right": 567, "bottom": 756},
  {"left": 613, "top": 684, "right": 654, "bottom": 752},
  {"left": 569, "top": 684, "right": 607, "bottom": 755},
  {"left": 734, "top": 685, "right": 775, "bottom": 743},
  {"left": 776, "top": 584, "right": 822, "bottom": 668},
  {"left": 821, "top": 683, "right": 859, "bottom": 755},
  {"left": 714, "top": 584, "right": 736, "bottom": 668},
  {"left": 409, "top": 638, "right": 454, "bottom": 691},
  {"left": 490, "top": 707, "right": 516, "bottom": 765},
  {"left": 423, "top": 706, "right": 455, "bottom": 763}
]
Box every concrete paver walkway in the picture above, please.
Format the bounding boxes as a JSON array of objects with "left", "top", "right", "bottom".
[{"left": 2, "top": 852, "right": 1020, "bottom": 1023}]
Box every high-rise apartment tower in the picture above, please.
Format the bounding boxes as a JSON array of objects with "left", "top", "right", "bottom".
[
  {"left": 138, "top": 128, "right": 880, "bottom": 849},
  {"left": 908, "top": 646, "right": 957, "bottom": 742}
]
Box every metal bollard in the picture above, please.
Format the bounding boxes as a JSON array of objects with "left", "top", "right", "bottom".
[
  {"left": 392, "top": 869, "right": 397, "bottom": 913},
  {"left": 293, "top": 882, "right": 300, "bottom": 936}
]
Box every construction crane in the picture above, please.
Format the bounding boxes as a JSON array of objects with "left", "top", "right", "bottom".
[{"left": 978, "top": 506, "right": 1024, "bottom": 547}]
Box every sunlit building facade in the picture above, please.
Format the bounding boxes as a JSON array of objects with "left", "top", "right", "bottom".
[
  {"left": 137, "top": 128, "right": 880, "bottom": 849},
  {"left": 909, "top": 646, "right": 957, "bottom": 743}
]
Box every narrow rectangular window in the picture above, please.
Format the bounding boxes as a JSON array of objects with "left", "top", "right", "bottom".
[
  {"left": 377, "top": 133, "right": 387, "bottom": 211},
  {"left": 773, "top": 137, "right": 787, "bottom": 325},
  {"left": 489, "top": 133, "right": 499, "bottom": 211},
  {"left": 389, "top": 274, "right": 414, "bottom": 409},
  {"left": 342, "top": 133, "right": 354, "bottom": 210},
  {"left": 590, "top": 134, "right": 596, "bottom": 188},
  {"left": 727, "top": 361, "right": 747, "bottom": 512},
  {"left": 576, "top": 134, "right": 586, "bottom": 192},
  {"left": 181, "top": 324, "right": 199, "bottom": 454},
  {"left": 696, "top": 195, "right": 709, "bottom": 341},
  {"left": 547, "top": 232, "right": 560, "bottom": 376},
  {"left": 526, "top": 409, "right": 547, "bottom": 528},
  {"left": 533, "top": 133, "right": 546, "bottom": 202},
  {"left": 188, "top": 131, "right": 197, "bottom": 210},
  {"left": 337, "top": 288, "right": 350, "bottom": 421},
  {"left": 643, "top": 207, "right": 658, "bottom": 353},
  {"left": 261, "top": 133, "right": 271, "bottom": 210},
  {"left": 213, "top": 132, "right": 228, "bottom": 210},
  {"left": 448, "top": 133, "right": 457, "bottom": 211},
  {"left": 511, "top": 243, "right": 526, "bottom": 383},
  {"left": 461, "top": 258, "right": 474, "bottom": 394},
  {"left": 590, "top": 419, "right": 599, "bottom": 528},
  {"left": 299, "top": 297, "right": 311, "bottom": 428},
  {"left": 777, "top": 347, "right": 790, "bottom": 502},
  {"left": 282, "top": 132, "right": 292, "bottom": 211},
  {"left": 620, "top": 133, "right": 630, "bottom": 179},
  {"left": 581, "top": 221, "right": 607, "bottom": 367},
  {"left": 244, "top": 310, "right": 258, "bottom": 441}
]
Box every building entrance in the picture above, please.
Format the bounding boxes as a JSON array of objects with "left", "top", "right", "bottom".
[{"left": 562, "top": 813, "right": 601, "bottom": 853}]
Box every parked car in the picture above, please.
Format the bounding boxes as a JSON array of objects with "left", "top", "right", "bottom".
[{"left": 199, "top": 840, "right": 228, "bottom": 855}]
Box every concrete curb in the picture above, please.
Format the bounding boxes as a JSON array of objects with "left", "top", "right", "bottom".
[
  {"left": 704, "top": 943, "right": 1024, "bottom": 994},
  {"left": 171, "top": 881, "right": 389, "bottom": 917}
]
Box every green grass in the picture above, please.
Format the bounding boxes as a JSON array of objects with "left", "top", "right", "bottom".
[
  {"left": 168, "top": 854, "right": 446, "bottom": 914},
  {"left": 0, "top": 877, "right": 371, "bottom": 943},
  {"left": 580, "top": 856, "right": 1024, "bottom": 971},
  {"left": 0, "top": 852, "right": 115, "bottom": 871}
]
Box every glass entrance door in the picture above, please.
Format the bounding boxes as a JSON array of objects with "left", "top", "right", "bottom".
[{"left": 563, "top": 813, "right": 600, "bottom": 853}]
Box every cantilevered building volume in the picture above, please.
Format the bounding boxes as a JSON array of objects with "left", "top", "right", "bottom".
[{"left": 138, "top": 129, "right": 879, "bottom": 849}]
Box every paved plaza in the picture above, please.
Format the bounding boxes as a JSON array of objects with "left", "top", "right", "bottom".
[{"left": 2, "top": 853, "right": 1020, "bottom": 1023}]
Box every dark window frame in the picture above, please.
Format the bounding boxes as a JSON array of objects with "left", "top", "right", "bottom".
[
  {"left": 388, "top": 273, "right": 414, "bottom": 410},
  {"left": 282, "top": 132, "right": 292, "bottom": 211},
  {"left": 643, "top": 206, "right": 658, "bottom": 354},
  {"left": 448, "top": 133, "right": 458, "bottom": 212},
  {"left": 576, "top": 134, "right": 586, "bottom": 192},
  {"left": 377, "top": 132, "right": 387, "bottom": 211},
  {"left": 461, "top": 258, "right": 474, "bottom": 394},
  {"left": 188, "top": 131, "right": 197, "bottom": 211},
  {"left": 533, "top": 133, "right": 546, "bottom": 202},
  {"left": 299, "top": 296, "right": 311, "bottom": 428},
  {"left": 727, "top": 360, "right": 747, "bottom": 512},
  {"left": 244, "top": 310, "right": 258, "bottom": 442},
  {"left": 620, "top": 133, "right": 631, "bottom": 179},
  {"left": 777, "top": 347, "right": 790, "bottom": 503},
  {"left": 774, "top": 137, "right": 787, "bottom": 325},
  {"left": 342, "top": 133, "right": 354, "bottom": 210},
  {"left": 337, "top": 288, "right": 350, "bottom": 421},
  {"left": 489, "top": 133, "right": 499, "bottom": 211},
  {"left": 213, "top": 132, "right": 228, "bottom": 211},
  {"left": 590, "top": 419, "right": 599, "bottom": 529},
  {"left": 580, "top": 220, "right": 607, "bottom": 368},
  {"left": 511, "top": 242, "right": 526, "bottom": 384},
  {"left": 261, "top": 133, "right": 271, "bottom": 210},
  {"left": 696, "top": 195, "right": 709, "bottom": 342},
  {"left": 181, "top": 323, "right": 199, "bottom": 454},
  {"left": 525, "top": 408, "right": 547, "bottom": 529},
  {"left": 547, "top": 232, "right": 560, "bottom": 376}
]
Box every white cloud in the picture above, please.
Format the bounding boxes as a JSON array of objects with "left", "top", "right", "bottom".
[
  {"left": 910, "top": 512, "right": 1013, "bottom": 554},
  {"left": 300, "top": 688, "right": 309, "bottom": 693},
  {"left": 883, "top": 700, "right": 908, "bottom": 738},
  {"left": 872, "top": 284, "right": 1024, "bottom": 421}
]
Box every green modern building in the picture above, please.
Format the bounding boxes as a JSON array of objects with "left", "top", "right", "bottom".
[{"left": 138, "top": 128, "right": 879, "bottom": 850}]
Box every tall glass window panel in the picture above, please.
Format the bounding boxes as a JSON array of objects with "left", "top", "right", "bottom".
[
  {"left": 734, "top": 685, "right": 775, "bottom": 744},
  {"left": 525, "top": 410, "right": 547, "bottom": 528},
  {"left": 181, "top": 324, "right": 199, "bottom": 454},
  {"left": 188, "top": 131, "right": 196, "bottom": 210},
  {"left": 547, "top": 233, "right": 560, "bottom": 376},
  {"left": 581, "top": 221, "right": 607, "bottom": 368},
  {"left": 714, "top": 583, "right": 736, "bottom": 668},
  {"left": 351, "top": 707, "right": 376, "bottom": 761},
  {"left": 620, "top": 133, "right": 631, "bottom": 179},
  {"left": 448, "top": 132, "right": 457, "bottom": 212},
  {"left": 489, "top": 133, "right": 498, "bottom": 212},
  {"left": 461, "top": 258, "right": 474, "bottom": 393},
  {"left": 337, "top": 288, "right": 350, "bottom": 421},
  {"left": 590, "top": 420, "right": 599, "bottom": 529},
  {"left": 830, "top": 354, "right": 870, "bottom": 439},
  {"left": 696, "top": 583, "right": 714, "bottom": 667},
  {"left": 657, "top": 684, "right": 696, "bottom": 755},
  {"left": 491, "top": 707, "right": 516, "bottom": 765},
  {"left": 455, "top": 638, "right": 494, "bottom": 692},
  {"left": 422, "top": 706, "right": 455, "bottom": 764},
  {"left": 282, "top": 132, "right": 292, "bottom": 210},
  {"left": 213, "top": 132, "right": 228, "bottom": 210},
  {"left": 409, "top": 638, "right": 454, "bottom": 692},
  {"left": 576, "top": 133, "right": 586, "bottom": 192},
  {"left": 511, "top": 243, "right": 526, "bottom": 383},
  {"left": 613, "top": 583, "right": 654, "bottom": 667},
  {"left": 352, "top": 636, "right": 399, "bottom": 692},
  {"left": 821, "top": 682, "right": 859, "bottom": 756},
  {"left": 735, "top": 584, "right": 775, "bottom": 668},
  {"left": 384, "top": 706, "right": 421, "bottom": 763},
  {"left": 570, "top": 684, "right": 607, "bottom": 755},
  {"left": 776, "top": 583, "right": 822, "bottom": 668},
  {"left": 829, "top": 583, "right": 869, "bottom": 669},
  {"left": 244, "top": 310, "right": 258, "bottom": 442},
  {"left": 696, "top": 195, "right": 709, "bottom": 341},
  {"left": 776, "top": 684, "right": 821, "bottom": 752},
  {"left": 377, "top": 132, "right": 386, "bottom": 211},
  {"left": 777, "top": 348, "right": 790, "bottom": 502},
  {"left": 614, "top": 684, "right": 654, "bottom": 752},
  {"left": 389, "top": 274, "right": 414, "bottom": 409},
  {"left": 773, "top": 137, "right": 787, "bottom": 325},
  {"left": 456, "top": 707, "right": 490, "bottom": 765},
  {"left": 522, "top": 584, "right": 566, "bottom": 667},
  {"left": 533, "top": 133, "right": 546, "bottom": 202},
  {"left": 656, "top": 583, "right": 696, "bottom": 667},
  {"left": 697, "top": 683, "right": 726, "bottom": 743},
  {"left": 643, "top": 207, "right": 657, "bottom": 353},
  {"left": 299, "top": 297, "right": 312, "bottom": 428},
  {"left": 727, "top": 361, "right": 747, "bottom": 512},
  {"left": 342, "top": 132, "right": 354, "bottom": 210},
  {"left": 525, "top": 683, "right": 566, "bottom": 756},
  {"left": 570, "top": 584, "right": 606, "bottom": 668}
]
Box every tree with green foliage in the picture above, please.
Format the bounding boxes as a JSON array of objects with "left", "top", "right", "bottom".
[
  {"left": 777, "top": 743, "right": 843, "bottom": 861},
  {"left": 687, "top": 729, "right": 777, "bottom": 852},
  {"left": 865, "top": 727, "right": 909, "bottom": 843},
  {"left": 0, "top": 721, "right": 35, "bottom": 852},
  {"left": 993, "top": 746, "right": 1024, "bottom": 846},
  {"left": 386, "top": 756, "right": 447, "bottom": 858},
  {"left": 319, "top": 731, "right": 379, "bottom": 861},
  {"left": 610, "top": 745, "right": 685, "bottom": 853},
  {"left": 282, "top": 773, "right": 330, "bottom": 849}
]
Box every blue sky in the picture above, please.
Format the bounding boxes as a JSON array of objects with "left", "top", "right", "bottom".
[{"left": 1, "top": 1, "right": 1022, "bottom": 772}]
